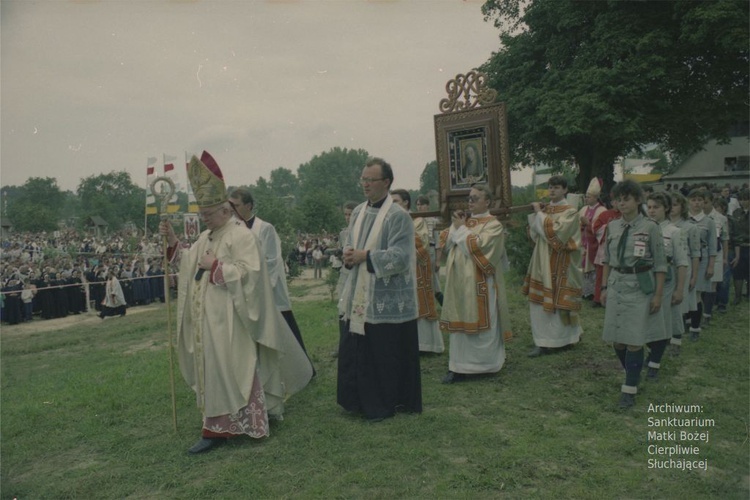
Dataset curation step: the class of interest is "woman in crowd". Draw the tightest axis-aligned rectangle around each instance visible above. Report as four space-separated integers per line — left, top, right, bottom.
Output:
644 192 687 380
703 191 729 321
668 191 700 356
686 189 717 341
712 197 732 312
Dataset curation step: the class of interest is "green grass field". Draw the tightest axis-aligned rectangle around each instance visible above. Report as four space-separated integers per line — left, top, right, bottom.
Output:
2 276 748 499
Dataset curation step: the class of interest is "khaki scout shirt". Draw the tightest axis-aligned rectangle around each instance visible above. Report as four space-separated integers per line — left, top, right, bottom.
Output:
688 212 717 259
604 214 667 273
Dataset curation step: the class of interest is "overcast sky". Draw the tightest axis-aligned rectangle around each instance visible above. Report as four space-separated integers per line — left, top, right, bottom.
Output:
1 0 532 193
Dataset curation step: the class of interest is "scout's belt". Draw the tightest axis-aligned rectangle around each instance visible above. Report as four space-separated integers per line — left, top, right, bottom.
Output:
614 265 653 274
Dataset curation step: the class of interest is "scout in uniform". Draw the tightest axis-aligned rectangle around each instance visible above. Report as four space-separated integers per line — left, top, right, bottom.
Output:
601 180 667 409
703 190 729 321
668 191 700 356
686 189 717 341
645 193 687 379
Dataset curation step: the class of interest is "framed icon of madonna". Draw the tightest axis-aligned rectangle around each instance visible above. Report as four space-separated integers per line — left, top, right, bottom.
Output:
432 102 511 220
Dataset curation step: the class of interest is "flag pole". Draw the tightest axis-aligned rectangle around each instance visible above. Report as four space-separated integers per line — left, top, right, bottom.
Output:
150 175 178 433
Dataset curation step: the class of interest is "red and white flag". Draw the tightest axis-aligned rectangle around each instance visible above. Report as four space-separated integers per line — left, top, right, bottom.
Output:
145 157 158 215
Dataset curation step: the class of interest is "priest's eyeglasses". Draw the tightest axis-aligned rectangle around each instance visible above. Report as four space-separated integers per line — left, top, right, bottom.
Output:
359 177 385 185
467 195 482 202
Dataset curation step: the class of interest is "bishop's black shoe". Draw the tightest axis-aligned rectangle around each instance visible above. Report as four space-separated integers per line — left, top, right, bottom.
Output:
188 437 227 454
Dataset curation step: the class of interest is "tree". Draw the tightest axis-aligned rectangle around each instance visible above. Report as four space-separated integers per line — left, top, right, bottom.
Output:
76 171 144 231
233 178 301 261
1 185 23 223
242 177 297 235
57 191 82 228
5 177 66 232
297 189 343 235
0 185 23 210
268 167 299 200
297 147 369 206
481 0 749 191
419 161 439 194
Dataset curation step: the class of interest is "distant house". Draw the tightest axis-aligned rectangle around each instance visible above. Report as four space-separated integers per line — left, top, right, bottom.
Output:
86 216 109 238
662 123 750 188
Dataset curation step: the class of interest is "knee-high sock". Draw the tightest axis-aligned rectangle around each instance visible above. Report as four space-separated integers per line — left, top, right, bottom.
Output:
647 339 669 368
702 292 715 318
734 280 744 301
614 346 627 369
624 348 644 390
716 280 728 307
690 303 703 329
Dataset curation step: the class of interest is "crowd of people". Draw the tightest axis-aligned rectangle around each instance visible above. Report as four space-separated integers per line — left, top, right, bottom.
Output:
286 235 338 279
0 229 171 324
0 225 348 326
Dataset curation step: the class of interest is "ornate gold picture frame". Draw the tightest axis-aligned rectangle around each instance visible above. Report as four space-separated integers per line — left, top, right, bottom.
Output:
432 102 511 219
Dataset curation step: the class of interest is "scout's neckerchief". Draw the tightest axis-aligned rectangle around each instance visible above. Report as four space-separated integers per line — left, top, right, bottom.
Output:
346 195 393 335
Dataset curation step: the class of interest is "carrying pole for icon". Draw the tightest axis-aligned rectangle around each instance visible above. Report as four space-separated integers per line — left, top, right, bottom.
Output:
150 176 178 433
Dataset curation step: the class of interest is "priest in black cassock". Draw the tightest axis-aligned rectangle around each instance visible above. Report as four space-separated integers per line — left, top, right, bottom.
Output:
337 157 422 421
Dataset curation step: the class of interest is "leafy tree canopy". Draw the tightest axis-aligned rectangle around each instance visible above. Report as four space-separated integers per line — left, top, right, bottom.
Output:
419 160 439 194
481 0 749 191
297 147 369 205
6 148 441 236
238 176 297 236
76 171 144 231
268 167 299 200
5 177 65 232
297 189 344 235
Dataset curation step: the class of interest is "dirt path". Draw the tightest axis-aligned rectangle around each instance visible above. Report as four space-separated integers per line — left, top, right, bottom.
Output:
0 268 331 337
0 304 163 337
289 267 333 302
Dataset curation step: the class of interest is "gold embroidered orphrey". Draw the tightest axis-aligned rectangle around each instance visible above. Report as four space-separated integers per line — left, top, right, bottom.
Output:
431 71 512 222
